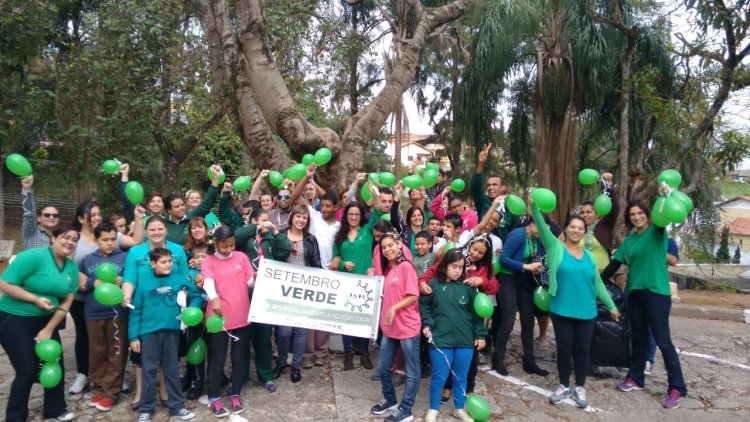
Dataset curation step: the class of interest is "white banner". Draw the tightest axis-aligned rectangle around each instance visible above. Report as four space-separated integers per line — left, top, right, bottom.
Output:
248 259 384 339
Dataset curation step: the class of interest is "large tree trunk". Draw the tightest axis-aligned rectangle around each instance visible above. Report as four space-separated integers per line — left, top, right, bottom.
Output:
193 0 474 193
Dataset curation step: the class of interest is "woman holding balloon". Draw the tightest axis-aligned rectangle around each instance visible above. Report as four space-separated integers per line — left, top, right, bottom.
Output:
601 198 688 409
0 226 80 422
528 199 619 408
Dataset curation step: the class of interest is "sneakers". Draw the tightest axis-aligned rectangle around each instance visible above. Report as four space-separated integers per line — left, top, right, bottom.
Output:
96 397 114 412
137 413 152 422
211 399 230 418
424 409 439 422
88 393 104 407
452 408 474 422
68 373 89 394
385 407 414 422
371 398 398 415
663 388 683 409
617 377 644 392
301 357 314 369
55 411 76 421
314 356 325 366
173 408 196 420
291 368 302 383
230 395 245 415
264 381 277 393
644 361 654 375
572 386 589 408
549 384 570 405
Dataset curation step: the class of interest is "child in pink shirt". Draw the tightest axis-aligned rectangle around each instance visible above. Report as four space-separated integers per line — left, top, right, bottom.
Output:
201 226 254 417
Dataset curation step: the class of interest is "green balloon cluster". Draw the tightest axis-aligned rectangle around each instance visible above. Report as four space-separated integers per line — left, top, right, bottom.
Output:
533 286 550 312
578 168 599 185
450 179 465 192
401 175 423 189
233 175 252 192
95 263 118 284
505 194 526 216
532 188 557 213
39 362 63 388
125 181 144 204
35 339 62 362
94 283 124 306
5 153 33 177
206 314 224 333
670 190 693 213
466 395 491 421
594 194 612 216
473 293 494 318
652 195 688 227
102 159 120 175
207 166 226 184
186 339 207 365
268 170 283 188
181 306 204 327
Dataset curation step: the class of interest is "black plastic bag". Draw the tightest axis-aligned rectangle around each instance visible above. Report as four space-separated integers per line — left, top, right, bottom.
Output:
590 283 631 367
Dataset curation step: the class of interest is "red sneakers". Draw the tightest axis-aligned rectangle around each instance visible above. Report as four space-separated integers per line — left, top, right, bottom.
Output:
88 394 103 408
96 397 113 412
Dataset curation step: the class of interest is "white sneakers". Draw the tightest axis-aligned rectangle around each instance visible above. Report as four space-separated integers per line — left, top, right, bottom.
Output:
424 409 439 422
68 373 89 394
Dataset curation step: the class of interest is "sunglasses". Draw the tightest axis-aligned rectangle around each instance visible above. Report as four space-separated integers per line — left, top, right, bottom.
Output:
277 194 290 200
42 213 59 218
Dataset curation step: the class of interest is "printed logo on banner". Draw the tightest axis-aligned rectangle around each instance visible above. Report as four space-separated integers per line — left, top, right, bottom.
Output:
344 280 374 312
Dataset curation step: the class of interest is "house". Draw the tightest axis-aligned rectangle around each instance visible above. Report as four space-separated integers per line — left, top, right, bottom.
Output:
385 133 434 167
718 196 750 252
728 169 750 182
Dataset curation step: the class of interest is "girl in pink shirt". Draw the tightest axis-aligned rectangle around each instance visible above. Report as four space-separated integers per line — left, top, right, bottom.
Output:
369 232 421 420
201 226 254 417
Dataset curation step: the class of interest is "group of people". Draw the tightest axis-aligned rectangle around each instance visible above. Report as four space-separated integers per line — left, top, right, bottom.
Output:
0 145 687 422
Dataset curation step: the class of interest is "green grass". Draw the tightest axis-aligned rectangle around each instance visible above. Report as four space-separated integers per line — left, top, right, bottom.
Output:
720 181 750 199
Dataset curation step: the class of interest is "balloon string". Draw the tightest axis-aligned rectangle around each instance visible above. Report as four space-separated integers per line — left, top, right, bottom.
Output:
112 305 121 356
224 327 239 342
428 334 468 399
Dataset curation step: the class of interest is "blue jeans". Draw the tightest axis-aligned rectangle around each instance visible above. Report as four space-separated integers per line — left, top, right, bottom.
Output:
626 289 687 395
342 335 369 353
377 335 421 414
276 326 307 369
428 347 473 410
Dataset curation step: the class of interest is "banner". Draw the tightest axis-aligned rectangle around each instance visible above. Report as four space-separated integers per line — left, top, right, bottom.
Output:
248 259 384 339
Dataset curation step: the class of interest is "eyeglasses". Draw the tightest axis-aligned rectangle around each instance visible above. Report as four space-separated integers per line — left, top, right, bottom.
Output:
277 194 290 200
347 212 361 217
449 203 463 211
42 213 59 218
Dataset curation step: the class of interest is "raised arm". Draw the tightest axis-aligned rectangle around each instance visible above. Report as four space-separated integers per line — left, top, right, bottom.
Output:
529 202 559 254
291 165 315 206
473 196 503 236
119 163 136 219
249 169 270 201
218 182 241 229
118 206 146 249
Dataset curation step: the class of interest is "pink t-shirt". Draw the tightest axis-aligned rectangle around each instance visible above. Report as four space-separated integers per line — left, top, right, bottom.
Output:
202 252 254 330
377 261 421 339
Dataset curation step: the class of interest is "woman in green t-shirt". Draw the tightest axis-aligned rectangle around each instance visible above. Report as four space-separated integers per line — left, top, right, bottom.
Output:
0 227 80 421
601 200 687 409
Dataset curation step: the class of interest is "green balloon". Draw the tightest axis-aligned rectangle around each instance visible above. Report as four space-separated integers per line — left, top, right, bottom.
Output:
425 162 439 172
282 167 292 180
506 194 526 216
473 293 494 318
594 194 613 216
578 168 599 185
492 256 501 275
181 306 204 327
361 183 373 202
444 241 455 251
670 190 693 213
651 197 670 228
125 181 144 204
94 283 124 306
233 175 252 192
368 173 380 186
286 163 306 181
531 188 557 213
314 147 332 165
206 314 224 333
533 286 550 312
450 179 466 192
207 166 226 184
466 395 491 421
39 362 63 388
658 169 682 188
401 175 423 189
302 154 315 166
102 159 120 175
35 339 62 362
268 170 283 188
379 172 396 187
416 165 425 175
5 153 33 177
423 169 439 189
664 197 687 224
95 263 118 284
380 213 391 222
186 339 207 365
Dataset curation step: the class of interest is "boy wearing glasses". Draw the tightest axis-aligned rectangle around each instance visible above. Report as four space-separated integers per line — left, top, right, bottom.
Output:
21 175 60 249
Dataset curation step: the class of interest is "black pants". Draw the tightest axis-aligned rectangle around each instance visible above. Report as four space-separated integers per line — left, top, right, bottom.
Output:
70 299 89 375
0 311 69 421
493 273 536 364
208 326 249 398
550 313 594 387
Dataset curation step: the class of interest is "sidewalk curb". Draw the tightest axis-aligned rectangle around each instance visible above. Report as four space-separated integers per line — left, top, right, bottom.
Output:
671 303 747 323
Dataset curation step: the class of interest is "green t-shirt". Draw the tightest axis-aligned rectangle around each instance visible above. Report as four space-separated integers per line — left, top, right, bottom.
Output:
613 224 670 295
333 209 382 275
0 247 78 316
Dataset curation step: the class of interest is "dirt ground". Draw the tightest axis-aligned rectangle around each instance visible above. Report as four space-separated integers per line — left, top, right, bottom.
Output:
677 289 750 309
